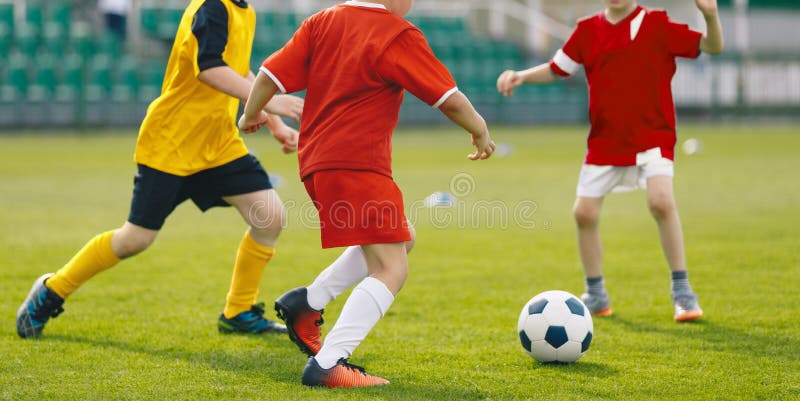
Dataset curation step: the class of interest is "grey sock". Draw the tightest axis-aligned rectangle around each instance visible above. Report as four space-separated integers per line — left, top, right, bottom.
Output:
586 276 606 296
671 271 691 293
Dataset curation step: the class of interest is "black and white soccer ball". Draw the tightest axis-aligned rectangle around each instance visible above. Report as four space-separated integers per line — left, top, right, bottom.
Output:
517 290 593 363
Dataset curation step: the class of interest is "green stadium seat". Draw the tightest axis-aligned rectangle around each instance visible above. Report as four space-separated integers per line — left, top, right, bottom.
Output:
15 24 41 58
69 22 94 59
140 8 159 35
0 22 10 56
273 12 299 33
59 53 84 92
112 56 140 101
156 9 183 40
257 12 275 30
49 2 72 32
42 22 67 58
7 53 30 94
138 61 165 102
25 2 44 30
0 3 13 34
95 33 123 57
86 55 113 98
33 56 57 92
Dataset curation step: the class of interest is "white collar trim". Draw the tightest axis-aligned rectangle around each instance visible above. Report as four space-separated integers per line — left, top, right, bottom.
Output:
344 1 387 10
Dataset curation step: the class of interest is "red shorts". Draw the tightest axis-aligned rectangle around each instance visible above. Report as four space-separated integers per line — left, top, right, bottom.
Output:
303 170 411 249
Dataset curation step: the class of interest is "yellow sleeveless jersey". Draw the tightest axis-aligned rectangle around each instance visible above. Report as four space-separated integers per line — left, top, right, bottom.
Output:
134 0 255 176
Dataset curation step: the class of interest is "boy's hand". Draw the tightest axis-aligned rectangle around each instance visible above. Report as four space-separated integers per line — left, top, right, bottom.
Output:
238 110 269 134
271 125 299 154
695 0 718 17
497 70 523 97
265 94 304 122
468 132 496 160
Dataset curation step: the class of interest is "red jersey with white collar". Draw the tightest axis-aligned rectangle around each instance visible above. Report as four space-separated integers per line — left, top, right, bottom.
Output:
550 6 702 166
261 1 457 179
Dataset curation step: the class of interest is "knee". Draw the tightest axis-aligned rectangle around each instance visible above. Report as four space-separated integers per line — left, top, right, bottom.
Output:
249 204 285 241
648 194 676 220
573 203 600 228
404 223 416 254
113 230 156 259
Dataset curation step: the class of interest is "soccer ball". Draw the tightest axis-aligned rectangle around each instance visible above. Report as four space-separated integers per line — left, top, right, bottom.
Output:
517 290 593 363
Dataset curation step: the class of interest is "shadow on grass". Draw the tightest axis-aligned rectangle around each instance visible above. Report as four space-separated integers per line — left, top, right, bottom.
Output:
528 360 616 379
603 315 799 362
41 334 485 400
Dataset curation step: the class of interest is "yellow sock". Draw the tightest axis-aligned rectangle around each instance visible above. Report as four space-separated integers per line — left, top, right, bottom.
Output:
223 231 275 319
47 231 121 299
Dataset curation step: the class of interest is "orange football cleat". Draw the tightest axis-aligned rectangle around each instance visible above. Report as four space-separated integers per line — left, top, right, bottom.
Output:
302 357 389 388
275 287 324 355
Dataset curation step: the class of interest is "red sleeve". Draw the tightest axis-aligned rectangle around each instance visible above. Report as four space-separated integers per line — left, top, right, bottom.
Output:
376 29 457 107
260 18 312 93
550 23 583 77
661 12 702 58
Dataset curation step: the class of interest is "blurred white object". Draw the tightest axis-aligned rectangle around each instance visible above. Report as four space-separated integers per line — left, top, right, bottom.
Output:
495 142 515 158
682 138 703 155
424 191 456 207
269 173 284 188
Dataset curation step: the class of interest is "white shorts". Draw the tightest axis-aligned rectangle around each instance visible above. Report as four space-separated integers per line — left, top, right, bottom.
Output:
576 147 674 198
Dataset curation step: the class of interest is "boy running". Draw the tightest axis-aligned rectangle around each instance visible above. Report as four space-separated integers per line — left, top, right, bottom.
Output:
16 0 304 338
241 0 495 387
497 0 723 322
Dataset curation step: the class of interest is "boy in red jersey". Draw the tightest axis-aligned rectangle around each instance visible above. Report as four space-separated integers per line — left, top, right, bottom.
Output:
241 0 495 387
497 0 723 322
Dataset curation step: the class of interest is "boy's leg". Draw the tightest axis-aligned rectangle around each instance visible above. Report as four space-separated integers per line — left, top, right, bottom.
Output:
276 222 416 356
302 242 406 387
17 223 159 338
646 176 686 272
646 175 702 321
574 197 612 316
275 247 370 356
218 189 286 334
307 223 416 310
47 223 157 299
17 163 181 338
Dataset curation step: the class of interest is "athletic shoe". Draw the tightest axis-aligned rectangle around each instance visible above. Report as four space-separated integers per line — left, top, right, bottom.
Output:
274 287 324 356
580 292 613 316
672 290 703 322
301 357 389 388
16 273 65 339
218 302 287 334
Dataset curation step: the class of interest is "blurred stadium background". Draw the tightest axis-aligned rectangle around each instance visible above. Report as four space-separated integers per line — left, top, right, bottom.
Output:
0 0 798 129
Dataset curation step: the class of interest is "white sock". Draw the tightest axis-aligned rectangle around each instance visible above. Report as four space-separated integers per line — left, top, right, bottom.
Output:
306 246 368 311
314 277 394 369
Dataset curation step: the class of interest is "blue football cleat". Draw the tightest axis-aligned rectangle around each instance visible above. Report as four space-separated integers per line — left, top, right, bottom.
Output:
16 273 65 339
218 302 287 334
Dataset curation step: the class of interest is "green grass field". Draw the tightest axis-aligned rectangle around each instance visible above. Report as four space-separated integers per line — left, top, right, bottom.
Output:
1 125 799 400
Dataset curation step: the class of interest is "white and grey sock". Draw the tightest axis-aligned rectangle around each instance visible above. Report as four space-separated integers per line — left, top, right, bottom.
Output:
314 277 394 369
306 246 369 311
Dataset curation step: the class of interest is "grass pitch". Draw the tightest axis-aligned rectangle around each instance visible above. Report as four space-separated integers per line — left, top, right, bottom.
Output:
1 125 798 400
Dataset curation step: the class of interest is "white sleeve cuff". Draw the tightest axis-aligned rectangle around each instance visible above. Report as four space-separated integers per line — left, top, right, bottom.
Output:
259 66 287 94
432 86 459 108
552 49 580 76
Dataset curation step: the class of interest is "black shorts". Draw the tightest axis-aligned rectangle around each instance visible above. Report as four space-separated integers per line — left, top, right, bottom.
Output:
128 154 273 230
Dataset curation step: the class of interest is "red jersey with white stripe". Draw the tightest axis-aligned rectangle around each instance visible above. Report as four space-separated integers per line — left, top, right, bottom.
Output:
261 1 457 179
549 6 702 166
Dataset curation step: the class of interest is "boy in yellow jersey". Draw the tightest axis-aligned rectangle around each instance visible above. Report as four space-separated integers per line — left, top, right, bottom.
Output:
16 0 304 338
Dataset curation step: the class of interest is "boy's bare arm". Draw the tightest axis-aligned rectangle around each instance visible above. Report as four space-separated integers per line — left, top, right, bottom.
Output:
239 72 279 134
199 65 253 102
200 66 303 121
497 63 559 97
438 91 495 160
244 71 300 152
696 0 724 54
